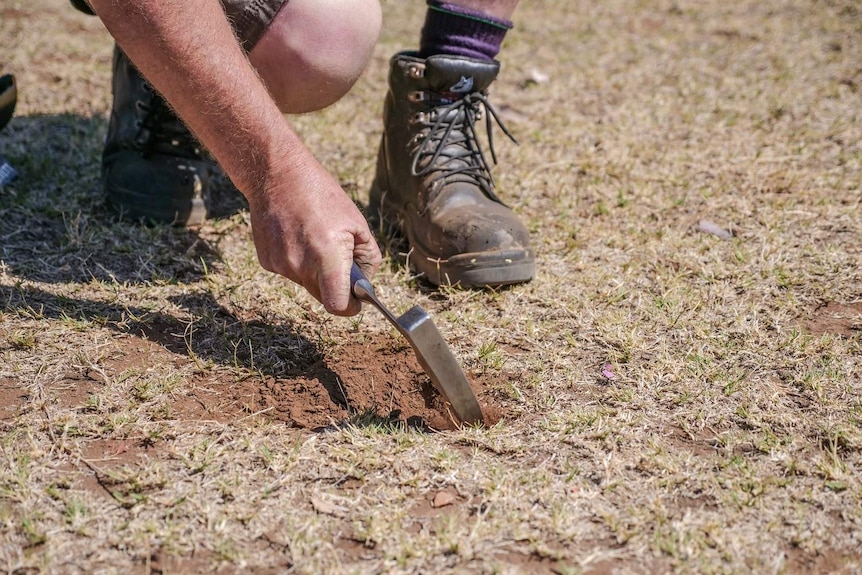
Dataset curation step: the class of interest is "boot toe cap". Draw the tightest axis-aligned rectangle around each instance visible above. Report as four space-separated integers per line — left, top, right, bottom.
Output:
103 151 210 225
433 204 532 256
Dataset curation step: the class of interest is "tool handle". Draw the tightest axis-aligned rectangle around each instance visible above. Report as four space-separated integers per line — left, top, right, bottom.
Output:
350 262 403 330
350 262 375 303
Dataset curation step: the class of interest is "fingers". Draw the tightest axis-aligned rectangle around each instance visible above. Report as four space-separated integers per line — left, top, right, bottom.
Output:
352 227 383 280
253 218 381 317
316 229 382 317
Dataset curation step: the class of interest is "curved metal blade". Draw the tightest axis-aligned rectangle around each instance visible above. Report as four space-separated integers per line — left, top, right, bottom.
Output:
351 263 483 425
396 306 484 425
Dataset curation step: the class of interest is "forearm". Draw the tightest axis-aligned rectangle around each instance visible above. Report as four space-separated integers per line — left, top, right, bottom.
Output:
88 0 305 201
88 0 382 315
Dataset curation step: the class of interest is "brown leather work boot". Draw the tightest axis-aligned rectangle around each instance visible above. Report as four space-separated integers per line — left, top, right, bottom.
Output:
102 46 212 226
370 52 535 288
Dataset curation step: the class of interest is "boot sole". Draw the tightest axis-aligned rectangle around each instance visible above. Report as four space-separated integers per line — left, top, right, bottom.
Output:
409 248 536 288
369 179 535 288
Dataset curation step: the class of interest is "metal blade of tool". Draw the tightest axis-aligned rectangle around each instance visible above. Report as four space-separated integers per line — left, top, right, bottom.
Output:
351 263 484 425
395 306 484 424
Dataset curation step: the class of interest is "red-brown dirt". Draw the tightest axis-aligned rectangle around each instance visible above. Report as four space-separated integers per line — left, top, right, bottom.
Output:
175 334 508 431
805 302 862 337
3 332 509 432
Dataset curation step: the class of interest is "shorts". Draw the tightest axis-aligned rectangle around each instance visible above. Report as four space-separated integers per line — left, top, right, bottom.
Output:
70 0 289 52
221 0 290 51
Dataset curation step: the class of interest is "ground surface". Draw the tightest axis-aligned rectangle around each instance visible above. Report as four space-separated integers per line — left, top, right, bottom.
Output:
1 0 861 573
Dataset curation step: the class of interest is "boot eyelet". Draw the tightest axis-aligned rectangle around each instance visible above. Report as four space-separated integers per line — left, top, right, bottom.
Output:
408 91 426 103
407 64 426 78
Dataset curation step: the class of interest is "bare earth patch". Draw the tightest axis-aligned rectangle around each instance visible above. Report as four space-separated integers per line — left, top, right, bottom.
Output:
0 328 508 431
805 302 862 337
132 332 507 431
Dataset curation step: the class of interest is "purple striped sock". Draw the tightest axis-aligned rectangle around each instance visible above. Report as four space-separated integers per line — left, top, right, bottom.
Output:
419 1 513 62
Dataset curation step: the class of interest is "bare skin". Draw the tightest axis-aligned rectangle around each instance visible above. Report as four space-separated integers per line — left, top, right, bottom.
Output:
249 0 382 113
247 0 513 113
87 0 381 316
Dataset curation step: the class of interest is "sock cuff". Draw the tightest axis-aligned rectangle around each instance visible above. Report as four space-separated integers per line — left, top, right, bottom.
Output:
426 1 513 31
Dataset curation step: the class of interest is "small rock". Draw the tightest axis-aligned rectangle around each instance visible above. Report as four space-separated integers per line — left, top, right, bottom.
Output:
311 495 349 517
432 490 457 508
697 219 733 239
528 68 550 84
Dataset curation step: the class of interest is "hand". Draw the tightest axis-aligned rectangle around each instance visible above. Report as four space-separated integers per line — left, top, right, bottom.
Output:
248 153 382 316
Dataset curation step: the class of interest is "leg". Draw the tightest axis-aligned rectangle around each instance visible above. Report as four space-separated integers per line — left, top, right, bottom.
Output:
248 0 382 113
75 0 381 225
74 0 381 113
370 0 534 288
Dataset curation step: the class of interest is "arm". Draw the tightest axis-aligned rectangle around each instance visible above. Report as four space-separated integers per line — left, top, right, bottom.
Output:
88 0 381 315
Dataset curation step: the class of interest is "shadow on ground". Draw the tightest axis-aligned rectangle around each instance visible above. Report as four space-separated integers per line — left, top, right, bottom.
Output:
0 282 351 408
0 114 354 419
0 280 505 430
0 112 245 285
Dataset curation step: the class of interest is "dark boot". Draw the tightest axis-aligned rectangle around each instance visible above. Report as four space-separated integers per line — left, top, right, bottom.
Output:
102 46 212 226
0 74 17 185
370 52 534 288
0 74 16 132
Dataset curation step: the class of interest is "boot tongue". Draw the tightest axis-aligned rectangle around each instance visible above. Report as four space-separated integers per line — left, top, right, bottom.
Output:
423 55 499 95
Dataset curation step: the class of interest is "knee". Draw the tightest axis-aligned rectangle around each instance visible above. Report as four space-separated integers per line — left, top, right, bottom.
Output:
250 0 382 114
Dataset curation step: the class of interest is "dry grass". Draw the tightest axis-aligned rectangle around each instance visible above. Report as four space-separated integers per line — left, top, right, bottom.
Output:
1 0 861 573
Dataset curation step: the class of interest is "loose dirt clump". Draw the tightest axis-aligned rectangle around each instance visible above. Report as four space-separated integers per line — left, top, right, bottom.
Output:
0 320 509 432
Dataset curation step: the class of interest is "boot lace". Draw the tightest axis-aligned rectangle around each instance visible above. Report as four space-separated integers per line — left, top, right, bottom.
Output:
135 89 202 159
410 91 517 204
